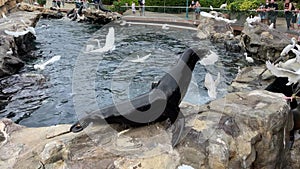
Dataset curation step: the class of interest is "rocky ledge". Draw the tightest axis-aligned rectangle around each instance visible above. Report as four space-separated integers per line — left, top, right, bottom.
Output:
0 10 40 77
0 90 295 169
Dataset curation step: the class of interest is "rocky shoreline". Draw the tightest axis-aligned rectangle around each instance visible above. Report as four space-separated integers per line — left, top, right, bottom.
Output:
0 2 300 169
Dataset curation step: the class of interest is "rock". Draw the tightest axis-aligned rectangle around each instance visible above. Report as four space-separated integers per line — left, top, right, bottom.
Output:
229 66 274 92
0 90 295 168
240 22 292 61
197 16 233 41
0 11 40 77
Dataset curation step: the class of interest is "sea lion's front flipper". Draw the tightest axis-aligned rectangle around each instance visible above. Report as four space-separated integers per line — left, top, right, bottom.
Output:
170 111 185 147
70 120 90 133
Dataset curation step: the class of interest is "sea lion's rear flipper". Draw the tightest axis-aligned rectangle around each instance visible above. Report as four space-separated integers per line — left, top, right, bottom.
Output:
170 111 185 147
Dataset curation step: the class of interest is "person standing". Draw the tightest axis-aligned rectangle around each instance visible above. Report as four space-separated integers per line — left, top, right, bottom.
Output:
132 2 136 14
284 0 295 31
267 0 278 28
194 1 201 20
142 0 145 16
256 2 267 24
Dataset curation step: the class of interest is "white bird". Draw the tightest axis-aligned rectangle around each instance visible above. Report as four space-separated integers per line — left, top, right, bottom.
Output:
266 60 300 85
277 58 300 72
269 23 274 29
89 27 115 53
34 55 61 70
204 72 221 99
220 3 227 9
4 29 30 37
2 12 7 19
129 54 151 63
85 39 101 52
280 37 297 57
210 5 214 10
26 26 36 36
162 24 169 30
244 52 254 63
120 20 127 26
246 16 261 25
199 50 219 66
291 49 300 62
77 14 85 21
6 48 13 55
200 11 216 18
215 17 237 24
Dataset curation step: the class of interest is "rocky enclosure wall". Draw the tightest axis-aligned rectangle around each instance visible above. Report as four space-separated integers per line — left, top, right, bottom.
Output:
0 0 22 15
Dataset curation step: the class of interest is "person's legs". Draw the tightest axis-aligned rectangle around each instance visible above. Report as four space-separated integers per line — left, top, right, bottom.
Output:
286 13 292 30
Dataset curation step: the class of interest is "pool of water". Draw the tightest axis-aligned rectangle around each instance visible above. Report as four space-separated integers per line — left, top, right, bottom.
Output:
0 18 244 127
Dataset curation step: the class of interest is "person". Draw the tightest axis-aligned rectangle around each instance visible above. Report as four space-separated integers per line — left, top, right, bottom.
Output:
189 0 195 8
292 7 298 29
132 2 136 14
267 0 278 28
138 0 143 16
142 0 145 16
297 9 300 29
256 2 267 24
194 1 201 20
284 0 295 31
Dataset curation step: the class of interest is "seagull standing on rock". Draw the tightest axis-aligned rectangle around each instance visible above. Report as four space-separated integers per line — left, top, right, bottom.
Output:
244 52 254 63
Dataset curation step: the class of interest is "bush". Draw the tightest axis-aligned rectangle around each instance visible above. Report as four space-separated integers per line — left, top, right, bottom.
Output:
37 0 46 5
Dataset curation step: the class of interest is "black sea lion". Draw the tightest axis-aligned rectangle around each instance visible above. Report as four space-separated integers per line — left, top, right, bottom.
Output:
70 48 209 146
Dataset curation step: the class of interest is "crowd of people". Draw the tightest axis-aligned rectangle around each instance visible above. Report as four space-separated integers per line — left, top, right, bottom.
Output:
256 0 300 31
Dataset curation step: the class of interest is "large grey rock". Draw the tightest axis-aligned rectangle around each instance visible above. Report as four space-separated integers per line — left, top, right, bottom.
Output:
0 90 294 168
229 66 274 92
240 22 292 61
197 15 233 42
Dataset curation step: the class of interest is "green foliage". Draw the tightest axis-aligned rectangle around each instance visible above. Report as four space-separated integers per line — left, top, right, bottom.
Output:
228 0 260 11
37 0 46 5
112 0 139 13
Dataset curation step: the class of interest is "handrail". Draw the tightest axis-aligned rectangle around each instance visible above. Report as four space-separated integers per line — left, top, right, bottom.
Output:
120 6 290 12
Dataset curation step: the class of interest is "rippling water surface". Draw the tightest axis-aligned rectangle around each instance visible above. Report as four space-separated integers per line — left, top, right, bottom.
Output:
0 18 244 127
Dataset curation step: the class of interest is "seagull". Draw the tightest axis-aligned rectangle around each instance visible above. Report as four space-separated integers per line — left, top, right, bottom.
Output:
220 3 227 9
244 52 254 63
204 72 221 99
291 49 300 62
4 29 30 37
266 60 300 85
120 20 127 26
162 24 169 30
129 54 151 63
89 27 115 53
276 58 300 72
2 12 7 19
280 37 297 57
246 16 261 25
6 48 13 55
34 55 61 70
85 39 101 52
199 50 219 66
210 5 214 11
269 23 274 29
200 11 216 18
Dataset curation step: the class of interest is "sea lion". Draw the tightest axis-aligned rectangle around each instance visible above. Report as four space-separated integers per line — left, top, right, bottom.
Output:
70 48 209 146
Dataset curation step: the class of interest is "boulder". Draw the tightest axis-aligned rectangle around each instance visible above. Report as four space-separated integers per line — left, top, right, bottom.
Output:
0 90 294 168
229 66 274 92
197 16 234 42
240 22 293 61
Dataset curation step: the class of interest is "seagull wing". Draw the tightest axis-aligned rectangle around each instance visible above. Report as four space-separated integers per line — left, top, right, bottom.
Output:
104 27 115 49
204 73 217 99
266 61 300 85
199 50 219 66
200 11 216 18
4 30 29 37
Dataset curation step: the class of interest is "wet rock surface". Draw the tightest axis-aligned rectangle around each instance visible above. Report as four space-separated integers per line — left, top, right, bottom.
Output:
0 90 293 169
